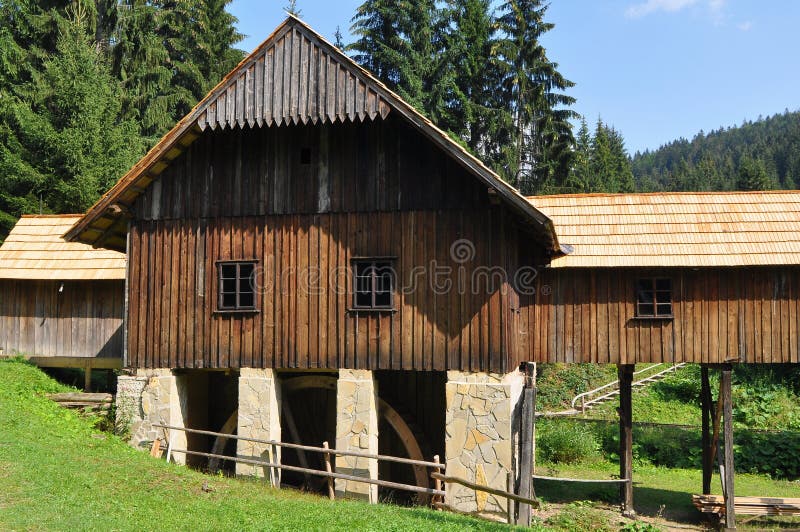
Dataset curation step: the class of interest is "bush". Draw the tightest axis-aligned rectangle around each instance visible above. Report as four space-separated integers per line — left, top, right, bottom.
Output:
538 420 599 464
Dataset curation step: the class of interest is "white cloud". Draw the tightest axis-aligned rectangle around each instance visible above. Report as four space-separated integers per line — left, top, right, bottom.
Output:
737 20 753 31
625 0 698 19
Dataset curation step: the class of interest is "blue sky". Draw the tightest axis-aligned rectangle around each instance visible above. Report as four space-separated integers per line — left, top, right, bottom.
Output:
228 0 800 154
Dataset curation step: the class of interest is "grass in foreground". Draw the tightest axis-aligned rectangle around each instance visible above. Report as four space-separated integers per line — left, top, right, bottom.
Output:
0 359 513 531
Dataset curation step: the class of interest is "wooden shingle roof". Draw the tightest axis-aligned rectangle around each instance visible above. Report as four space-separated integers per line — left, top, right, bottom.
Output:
65 15 559 254
528 191 800 268
0 215 125 280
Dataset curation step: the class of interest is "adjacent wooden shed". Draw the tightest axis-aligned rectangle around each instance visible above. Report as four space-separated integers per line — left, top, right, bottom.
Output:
521 191 800 365
0 215 125 385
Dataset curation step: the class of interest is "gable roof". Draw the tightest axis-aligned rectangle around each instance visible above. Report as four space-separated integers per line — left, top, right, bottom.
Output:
528 190 800 268
0 215 125 280
65 16 559 254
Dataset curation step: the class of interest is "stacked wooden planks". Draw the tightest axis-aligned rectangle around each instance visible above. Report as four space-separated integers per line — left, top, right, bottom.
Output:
48 392 113 412
693 494 800 517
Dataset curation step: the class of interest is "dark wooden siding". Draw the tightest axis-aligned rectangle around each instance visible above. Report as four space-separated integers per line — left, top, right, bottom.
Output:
517 268 800 365
127 210 520 372
195 22 391 131
134 116 489 221
0 280 124 358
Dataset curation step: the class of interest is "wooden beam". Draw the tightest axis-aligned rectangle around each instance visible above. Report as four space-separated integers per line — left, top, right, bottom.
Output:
517 364 536 524
516 362 536 526
721 366 736 530
618 364 635 517
701 366 713 495
5 356 123 370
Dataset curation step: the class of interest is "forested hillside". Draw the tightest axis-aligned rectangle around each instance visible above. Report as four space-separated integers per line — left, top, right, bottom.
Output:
632 109 800 192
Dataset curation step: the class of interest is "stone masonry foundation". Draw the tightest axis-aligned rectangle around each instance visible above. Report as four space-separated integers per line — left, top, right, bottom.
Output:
335 369 379 502
116 369 188 464
236 368 282 481
445 369 524 518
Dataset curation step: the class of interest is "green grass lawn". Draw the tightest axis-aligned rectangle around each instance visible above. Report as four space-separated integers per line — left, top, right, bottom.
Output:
534 460 800 530
0 359 516 531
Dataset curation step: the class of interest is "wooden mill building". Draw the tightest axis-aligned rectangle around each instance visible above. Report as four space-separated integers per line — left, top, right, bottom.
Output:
0 215 125 389
63 16 800 524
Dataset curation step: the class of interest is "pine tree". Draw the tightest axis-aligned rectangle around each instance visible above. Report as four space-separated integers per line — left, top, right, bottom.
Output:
160 0 244 120
0 12 143 231
348 0 437 111
737 156 775 191
497 0 577 193
112 0 174 140
441 0 506 157
566 118 592 192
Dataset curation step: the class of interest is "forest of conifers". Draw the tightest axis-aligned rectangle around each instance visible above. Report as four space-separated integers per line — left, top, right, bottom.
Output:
0 1 796 244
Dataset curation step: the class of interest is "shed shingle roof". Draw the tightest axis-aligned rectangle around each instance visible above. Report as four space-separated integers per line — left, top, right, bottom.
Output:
0 215 125 280
527 191 800 268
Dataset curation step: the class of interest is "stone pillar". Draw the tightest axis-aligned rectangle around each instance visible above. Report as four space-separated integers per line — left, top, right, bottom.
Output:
236 368 282 481
335 369 379 502
445 370 524 518
115 369 187 463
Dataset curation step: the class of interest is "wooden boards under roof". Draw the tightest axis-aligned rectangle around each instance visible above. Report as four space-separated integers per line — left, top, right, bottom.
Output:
0 215 125 280
528 190 800 268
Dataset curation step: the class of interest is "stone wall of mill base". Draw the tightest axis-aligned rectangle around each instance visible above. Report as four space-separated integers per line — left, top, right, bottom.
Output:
444 369 524 518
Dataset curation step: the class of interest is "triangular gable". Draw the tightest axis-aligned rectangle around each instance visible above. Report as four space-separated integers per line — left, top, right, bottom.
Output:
65 16 560 254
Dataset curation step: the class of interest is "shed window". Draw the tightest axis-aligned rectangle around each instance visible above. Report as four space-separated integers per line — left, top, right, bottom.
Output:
636 278 672 318
217 261 257 311
352 259 395 310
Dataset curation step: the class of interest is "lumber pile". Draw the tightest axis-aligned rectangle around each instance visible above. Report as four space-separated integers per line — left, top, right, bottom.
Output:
47 392 112 412
693 494 800 517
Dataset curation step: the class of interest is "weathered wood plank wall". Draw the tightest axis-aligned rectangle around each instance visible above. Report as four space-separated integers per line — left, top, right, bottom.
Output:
516 268 800 365
127 210 518 372
134 116 488 221
0 280 124 359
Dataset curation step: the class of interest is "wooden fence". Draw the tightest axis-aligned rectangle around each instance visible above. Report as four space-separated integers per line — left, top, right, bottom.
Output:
152 424 445 499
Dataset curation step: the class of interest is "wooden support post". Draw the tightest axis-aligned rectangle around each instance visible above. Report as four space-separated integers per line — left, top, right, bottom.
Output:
323 441 335 500
507 471 514 525
517 362 536 526
618 364 635 517
433 455 442 508
721 366 736 530
701 366 713 495
84 367 92 392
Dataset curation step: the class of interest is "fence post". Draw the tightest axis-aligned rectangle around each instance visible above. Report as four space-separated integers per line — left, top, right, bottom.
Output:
506 471 514 524
165 432 173 463
433 455 442 508
323 441 335 500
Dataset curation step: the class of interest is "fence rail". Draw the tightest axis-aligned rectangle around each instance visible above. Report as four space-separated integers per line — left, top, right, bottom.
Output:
150 423 445 499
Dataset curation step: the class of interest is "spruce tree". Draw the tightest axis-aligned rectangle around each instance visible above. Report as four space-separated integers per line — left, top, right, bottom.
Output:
441 0 506 157
348 0 437 111
497 0 577 193
737 156 775 191
0 12 143 230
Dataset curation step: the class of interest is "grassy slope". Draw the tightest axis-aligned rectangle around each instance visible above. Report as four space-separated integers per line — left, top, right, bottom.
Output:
0 359 514 531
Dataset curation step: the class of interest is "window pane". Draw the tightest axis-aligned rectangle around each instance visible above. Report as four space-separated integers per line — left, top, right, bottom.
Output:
222 292 237 309
636 279 652 293
638 303 654 316
656 303 672 316
222 278 237 294
355 291 372 308
374 291 391 308
238 272 254 295
638 290 654 304
221 264 237 279
239 292 255 308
